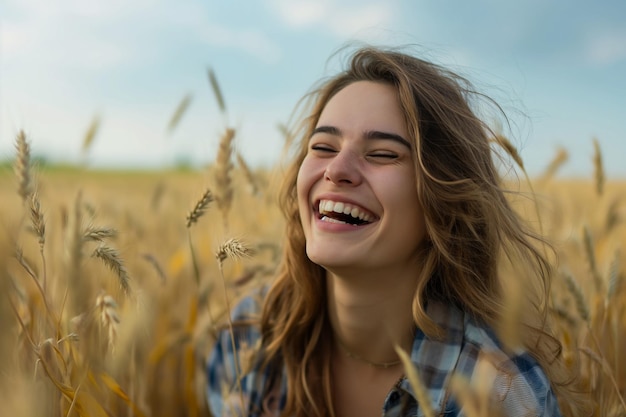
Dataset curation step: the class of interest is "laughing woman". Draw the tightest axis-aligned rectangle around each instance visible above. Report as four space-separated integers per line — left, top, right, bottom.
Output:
207 47 589 417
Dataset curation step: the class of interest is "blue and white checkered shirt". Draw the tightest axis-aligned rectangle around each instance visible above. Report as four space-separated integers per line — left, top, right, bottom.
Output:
207 296 562 417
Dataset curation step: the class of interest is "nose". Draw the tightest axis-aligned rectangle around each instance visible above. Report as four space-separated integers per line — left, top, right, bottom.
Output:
324 149 362 186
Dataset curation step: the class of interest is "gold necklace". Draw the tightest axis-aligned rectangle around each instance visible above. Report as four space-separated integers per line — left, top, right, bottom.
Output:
336 339 402 369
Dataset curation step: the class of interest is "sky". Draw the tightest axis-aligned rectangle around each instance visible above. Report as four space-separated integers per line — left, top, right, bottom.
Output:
1 0 625 177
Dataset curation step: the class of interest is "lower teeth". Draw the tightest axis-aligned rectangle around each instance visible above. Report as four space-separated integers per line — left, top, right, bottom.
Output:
321 216 361 226
321 216 346 224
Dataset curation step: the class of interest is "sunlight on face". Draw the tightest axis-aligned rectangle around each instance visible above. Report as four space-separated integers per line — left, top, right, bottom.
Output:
296 81 427 275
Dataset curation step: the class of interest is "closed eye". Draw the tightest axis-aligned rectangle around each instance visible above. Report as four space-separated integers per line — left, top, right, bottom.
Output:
311 144 336 153
369 152 398 159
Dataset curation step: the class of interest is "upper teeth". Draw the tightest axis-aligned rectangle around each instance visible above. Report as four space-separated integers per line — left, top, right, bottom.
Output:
318 200 373 222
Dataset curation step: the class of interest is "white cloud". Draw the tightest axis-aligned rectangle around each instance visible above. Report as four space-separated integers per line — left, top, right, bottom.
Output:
0 1 149 72
196 24 282 64
585 30 626 66
3 0 158 19
1 0 282 72
273 0 328 27
268 0 395 38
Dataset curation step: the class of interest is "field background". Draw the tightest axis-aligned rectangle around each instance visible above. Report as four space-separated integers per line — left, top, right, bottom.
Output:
1 141 625 416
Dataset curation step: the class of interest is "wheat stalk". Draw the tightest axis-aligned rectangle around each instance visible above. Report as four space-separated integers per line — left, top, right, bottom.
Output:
67 192 89 319
14 247 56 326
215 237 254 414
92 245 130 295
38 338 64 384
236 152 259 196
14 130 32 203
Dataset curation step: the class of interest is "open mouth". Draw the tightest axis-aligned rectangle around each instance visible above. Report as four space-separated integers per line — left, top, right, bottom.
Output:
316 199 375 226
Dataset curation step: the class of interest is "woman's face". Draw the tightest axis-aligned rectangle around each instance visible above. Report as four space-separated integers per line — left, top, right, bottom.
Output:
296 81 427 274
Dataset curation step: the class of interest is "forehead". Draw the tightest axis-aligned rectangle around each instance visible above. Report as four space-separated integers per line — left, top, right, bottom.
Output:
317 81 408 138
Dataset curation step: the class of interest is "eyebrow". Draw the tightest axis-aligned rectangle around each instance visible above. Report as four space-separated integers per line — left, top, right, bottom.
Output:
311 125 412 149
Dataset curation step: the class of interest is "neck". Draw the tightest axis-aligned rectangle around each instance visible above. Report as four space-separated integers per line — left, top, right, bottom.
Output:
326 267 419 368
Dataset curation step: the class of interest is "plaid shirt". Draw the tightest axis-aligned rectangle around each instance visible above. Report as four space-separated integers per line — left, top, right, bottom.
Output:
207 296 562 417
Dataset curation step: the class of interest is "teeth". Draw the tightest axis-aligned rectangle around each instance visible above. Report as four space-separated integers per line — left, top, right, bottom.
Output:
318 199 372 222
321 216 347 224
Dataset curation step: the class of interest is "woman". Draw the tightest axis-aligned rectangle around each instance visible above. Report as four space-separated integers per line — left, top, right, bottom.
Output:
207 46 586 417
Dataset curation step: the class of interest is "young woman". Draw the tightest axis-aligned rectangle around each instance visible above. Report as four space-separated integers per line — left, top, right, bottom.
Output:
207 46 587 417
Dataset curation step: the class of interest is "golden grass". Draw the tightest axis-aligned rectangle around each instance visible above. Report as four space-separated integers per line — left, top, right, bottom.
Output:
1 132 625 416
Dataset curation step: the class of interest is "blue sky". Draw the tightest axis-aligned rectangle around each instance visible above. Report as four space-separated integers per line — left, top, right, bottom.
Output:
1 0 625 177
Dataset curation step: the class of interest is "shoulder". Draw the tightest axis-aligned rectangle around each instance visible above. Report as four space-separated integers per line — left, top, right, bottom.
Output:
206 294 264 417
453 314 562 416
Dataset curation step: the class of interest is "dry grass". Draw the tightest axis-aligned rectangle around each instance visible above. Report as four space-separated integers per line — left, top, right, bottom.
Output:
1 128 625 417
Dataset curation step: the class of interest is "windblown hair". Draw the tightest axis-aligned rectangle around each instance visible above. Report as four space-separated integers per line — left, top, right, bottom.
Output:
260 46 588 417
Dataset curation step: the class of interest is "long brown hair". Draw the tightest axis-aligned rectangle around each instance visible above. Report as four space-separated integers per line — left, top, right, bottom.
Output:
260 46 588 417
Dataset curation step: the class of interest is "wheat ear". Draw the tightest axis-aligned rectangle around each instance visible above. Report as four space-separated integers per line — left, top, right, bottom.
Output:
82 115 100 154
216 238 254 264
562 271 590 322
207 67 226 114
29 192 46 249
215 128 235 230
83 226 117 242
186 188 214 285
540 147 568 181
494 134 524 171
92 245 130 295
186 189 213 228
14 130 32 203
96 293 120 354
493 133 547 240
141 253 167 284
29 191 48 291
592 137 605 197
167 93 192 133
582 225 603 292
606 249 621 300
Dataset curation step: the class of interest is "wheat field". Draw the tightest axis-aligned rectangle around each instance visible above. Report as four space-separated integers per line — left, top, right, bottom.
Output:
0 129 625 416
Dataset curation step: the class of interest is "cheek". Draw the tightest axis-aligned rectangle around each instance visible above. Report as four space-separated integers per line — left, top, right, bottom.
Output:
296 158 315 220
381 173 425 234
296 157 322 202
295 162 308 207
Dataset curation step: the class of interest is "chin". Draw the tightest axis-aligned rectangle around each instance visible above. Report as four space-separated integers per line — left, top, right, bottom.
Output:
306 251 360 272
306 247 343 268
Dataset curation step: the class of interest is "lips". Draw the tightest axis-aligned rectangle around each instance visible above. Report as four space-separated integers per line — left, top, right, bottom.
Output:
316 199 376 226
